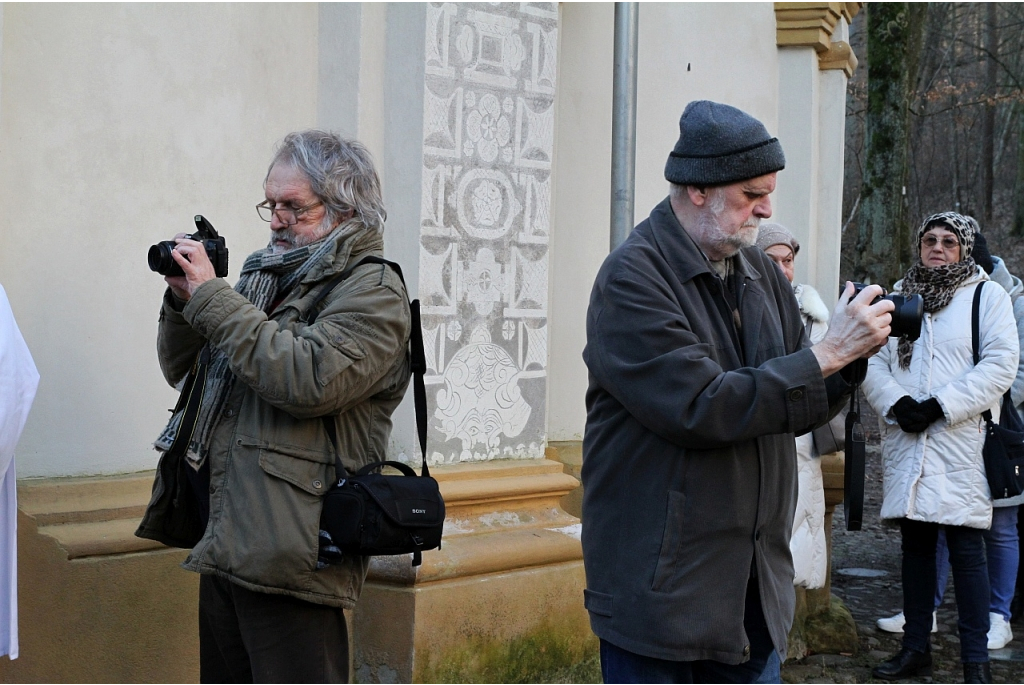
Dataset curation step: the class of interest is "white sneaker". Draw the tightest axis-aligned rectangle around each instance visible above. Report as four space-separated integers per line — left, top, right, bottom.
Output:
988 612 1013 650
876 611 938 634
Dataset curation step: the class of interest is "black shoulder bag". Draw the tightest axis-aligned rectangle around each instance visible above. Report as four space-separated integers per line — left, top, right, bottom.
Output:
972 281 1024 501
309 256 445 566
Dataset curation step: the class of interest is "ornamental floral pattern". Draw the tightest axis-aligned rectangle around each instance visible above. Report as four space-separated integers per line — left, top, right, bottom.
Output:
419 2 557 464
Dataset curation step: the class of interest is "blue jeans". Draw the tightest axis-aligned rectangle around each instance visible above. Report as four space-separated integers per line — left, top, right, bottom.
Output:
986 505 1020 620
900 519 990 663
600 579 776 683
935 507 1019 619
754 650 781 684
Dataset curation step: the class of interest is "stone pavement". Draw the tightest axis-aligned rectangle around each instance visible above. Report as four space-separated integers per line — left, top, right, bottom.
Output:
781 401 1024 684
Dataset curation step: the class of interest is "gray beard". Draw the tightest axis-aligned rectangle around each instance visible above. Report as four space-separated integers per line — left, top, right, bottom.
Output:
696 209 760 259
270 216 336 254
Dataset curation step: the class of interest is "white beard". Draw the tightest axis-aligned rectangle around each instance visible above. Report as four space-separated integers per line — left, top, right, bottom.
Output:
695 191 760 258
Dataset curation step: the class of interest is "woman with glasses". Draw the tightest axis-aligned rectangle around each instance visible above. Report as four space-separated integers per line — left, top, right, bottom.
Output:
864 212 1018 684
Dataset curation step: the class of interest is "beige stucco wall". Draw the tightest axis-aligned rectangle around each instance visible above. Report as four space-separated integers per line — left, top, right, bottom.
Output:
549 2 785 442
0 4 320 477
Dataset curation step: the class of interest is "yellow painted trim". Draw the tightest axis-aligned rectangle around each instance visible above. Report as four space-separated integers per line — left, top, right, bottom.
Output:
775 2 843 52
819 40 858 77
775 2 862 75
841 2 863 23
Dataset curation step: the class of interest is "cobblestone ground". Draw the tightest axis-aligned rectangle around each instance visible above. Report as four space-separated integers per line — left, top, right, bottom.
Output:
782 400 1024 684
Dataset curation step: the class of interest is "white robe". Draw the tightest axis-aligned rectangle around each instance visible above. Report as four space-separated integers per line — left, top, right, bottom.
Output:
790 284 831 589
0 284 39 659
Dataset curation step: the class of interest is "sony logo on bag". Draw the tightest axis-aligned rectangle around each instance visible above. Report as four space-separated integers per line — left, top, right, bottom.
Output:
412 508 426 514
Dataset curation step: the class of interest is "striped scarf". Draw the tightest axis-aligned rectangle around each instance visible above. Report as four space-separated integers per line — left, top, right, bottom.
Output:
153 228 343 470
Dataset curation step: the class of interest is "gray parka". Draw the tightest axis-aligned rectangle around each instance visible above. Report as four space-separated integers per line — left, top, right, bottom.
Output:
137 227 411 608
581 198 849 664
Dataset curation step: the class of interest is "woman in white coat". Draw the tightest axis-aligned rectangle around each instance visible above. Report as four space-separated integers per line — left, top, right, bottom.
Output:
756 223 833 590
865 212 1018 684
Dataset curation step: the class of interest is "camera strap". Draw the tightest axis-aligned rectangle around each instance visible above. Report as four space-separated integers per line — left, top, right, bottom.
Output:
306 256 429 480
843 384 865 531
166 345 211 461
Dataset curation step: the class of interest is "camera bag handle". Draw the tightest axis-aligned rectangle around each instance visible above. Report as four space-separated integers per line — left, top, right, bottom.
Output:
305 255 429 481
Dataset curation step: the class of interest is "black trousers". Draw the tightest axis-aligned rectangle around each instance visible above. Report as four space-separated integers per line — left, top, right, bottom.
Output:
199 574 349 684
899 519 989 664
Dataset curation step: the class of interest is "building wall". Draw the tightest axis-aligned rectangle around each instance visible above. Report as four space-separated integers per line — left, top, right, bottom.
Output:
1 3 321 478
2 2 849 475
548 2 785 443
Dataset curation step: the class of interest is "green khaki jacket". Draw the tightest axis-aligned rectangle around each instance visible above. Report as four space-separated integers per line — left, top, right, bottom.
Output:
137 228 411 608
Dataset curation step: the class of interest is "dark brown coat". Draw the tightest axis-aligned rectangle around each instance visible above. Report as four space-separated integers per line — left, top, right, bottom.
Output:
582 198 848 663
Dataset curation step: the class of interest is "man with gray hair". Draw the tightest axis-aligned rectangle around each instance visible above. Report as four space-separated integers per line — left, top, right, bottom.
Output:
581 101 893 683
137 130 411 683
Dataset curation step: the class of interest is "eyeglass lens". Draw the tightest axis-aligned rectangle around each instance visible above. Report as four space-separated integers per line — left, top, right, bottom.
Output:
257 203 299 225
922 236 959 249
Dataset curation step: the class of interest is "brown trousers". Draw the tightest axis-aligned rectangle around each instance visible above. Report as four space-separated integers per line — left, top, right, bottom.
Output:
198 574 349 684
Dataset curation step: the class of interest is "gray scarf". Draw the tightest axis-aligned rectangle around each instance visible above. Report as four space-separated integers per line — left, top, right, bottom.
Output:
153 228 343 469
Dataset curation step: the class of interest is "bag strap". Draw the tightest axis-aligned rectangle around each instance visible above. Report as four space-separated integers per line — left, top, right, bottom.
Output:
311 256 430 480
972 281 997 424
166 345 211 460
972 280 984 366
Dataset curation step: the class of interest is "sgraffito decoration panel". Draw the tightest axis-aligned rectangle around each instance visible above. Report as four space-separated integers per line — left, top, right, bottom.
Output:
418 2 558 464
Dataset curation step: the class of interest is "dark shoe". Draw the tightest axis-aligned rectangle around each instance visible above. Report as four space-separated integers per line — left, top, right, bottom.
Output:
963 661 992 684
871 648 932 680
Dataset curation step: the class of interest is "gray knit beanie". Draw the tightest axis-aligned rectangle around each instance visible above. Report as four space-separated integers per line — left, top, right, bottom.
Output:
756 222 800 255
665 100 786 186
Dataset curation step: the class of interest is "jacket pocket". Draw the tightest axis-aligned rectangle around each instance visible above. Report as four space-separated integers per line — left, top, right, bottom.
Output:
314 318 370 387
583 589 613 617
651 490 686 592
257 446 333 496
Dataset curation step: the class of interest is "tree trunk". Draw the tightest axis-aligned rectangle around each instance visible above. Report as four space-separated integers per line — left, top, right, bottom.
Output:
982 2 998 224
1014 105 1024 236
855 3 926 286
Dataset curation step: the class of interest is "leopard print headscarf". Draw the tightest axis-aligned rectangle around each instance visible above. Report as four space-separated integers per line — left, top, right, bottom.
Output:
896 211 978 370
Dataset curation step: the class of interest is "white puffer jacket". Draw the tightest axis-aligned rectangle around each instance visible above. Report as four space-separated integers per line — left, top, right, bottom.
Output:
864 268 1018 529
791 284 831 589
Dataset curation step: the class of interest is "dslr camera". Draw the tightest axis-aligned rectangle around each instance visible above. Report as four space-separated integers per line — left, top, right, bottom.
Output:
148 215 229 278
848 282 924 341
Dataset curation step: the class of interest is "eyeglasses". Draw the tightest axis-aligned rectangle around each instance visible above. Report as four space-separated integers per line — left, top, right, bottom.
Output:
921 235 960 250
256 199 322 226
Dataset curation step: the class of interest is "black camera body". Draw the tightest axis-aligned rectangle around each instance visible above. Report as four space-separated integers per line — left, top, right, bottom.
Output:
849 282 924 341
148 215 229 278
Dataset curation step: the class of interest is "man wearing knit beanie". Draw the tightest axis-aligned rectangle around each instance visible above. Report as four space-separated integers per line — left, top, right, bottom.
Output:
582 101 894 683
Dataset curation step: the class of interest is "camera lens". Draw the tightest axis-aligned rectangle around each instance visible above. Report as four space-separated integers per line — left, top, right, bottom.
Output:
148 241 184 276
889 294 924 341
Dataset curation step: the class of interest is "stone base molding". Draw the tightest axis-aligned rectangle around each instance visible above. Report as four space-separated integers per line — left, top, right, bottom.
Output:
0 473 197 683
353 458 595 683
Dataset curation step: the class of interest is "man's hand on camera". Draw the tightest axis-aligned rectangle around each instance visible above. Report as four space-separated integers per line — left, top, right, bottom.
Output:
811 282 893 378
164 234 217 301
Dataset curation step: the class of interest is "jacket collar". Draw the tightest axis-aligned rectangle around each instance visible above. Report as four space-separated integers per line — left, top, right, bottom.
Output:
301 223 384 284
647 197 763 286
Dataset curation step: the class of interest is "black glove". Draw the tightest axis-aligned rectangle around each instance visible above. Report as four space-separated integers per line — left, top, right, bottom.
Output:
973 232 995 274
892 396 929 433
317 529 343 569
917 397 944 425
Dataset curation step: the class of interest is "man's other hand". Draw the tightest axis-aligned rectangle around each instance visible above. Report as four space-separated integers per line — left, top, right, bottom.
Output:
812 282 893 377
164 234 217 301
